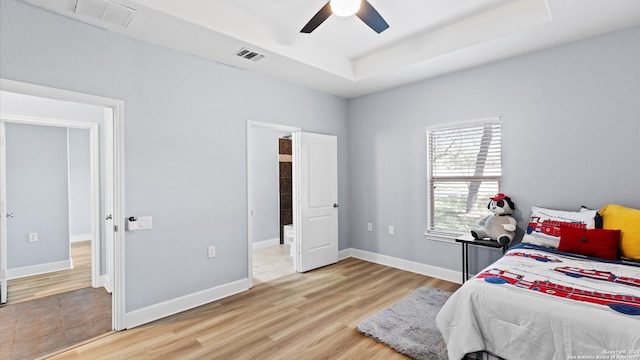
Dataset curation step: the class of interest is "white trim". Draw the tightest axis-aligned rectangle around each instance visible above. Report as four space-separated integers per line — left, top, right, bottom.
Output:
7 260 72 280
344 248 462 284
338 248 351 261
425 116 501 131
0 79 126 331
423 231 459 244
70 233 93 242
125 278 250 329
0 121 7 303
99 274 111 293
246 120 300 288
0 114 99 129
252 238 280 249
425 117 502 236
122 250 455 329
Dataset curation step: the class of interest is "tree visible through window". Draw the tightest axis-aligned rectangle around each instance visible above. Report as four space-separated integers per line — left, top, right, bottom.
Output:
427 119 502 235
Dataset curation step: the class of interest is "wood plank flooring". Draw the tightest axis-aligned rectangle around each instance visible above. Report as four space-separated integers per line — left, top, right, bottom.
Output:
47 258 460 360
6 241 92 304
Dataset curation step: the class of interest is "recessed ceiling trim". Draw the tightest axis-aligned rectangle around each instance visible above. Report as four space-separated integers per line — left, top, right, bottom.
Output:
355 0 553 80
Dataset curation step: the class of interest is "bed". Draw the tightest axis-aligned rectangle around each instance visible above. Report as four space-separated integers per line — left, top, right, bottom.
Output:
436 204 640 360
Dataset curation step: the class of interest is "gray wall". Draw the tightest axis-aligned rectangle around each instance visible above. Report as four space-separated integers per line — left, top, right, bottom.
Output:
0 0 349 312
68 128 91 238
250 127 289 243
348 26 640 274
5 123 70 269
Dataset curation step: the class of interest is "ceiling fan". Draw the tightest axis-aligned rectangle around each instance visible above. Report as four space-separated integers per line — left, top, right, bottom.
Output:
300 0 389 34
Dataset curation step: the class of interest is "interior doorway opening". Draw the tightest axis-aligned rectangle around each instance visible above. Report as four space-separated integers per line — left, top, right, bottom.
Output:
247 121 300 285
0 79 125 336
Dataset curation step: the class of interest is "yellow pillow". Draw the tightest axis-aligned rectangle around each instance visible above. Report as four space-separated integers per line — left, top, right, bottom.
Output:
599 204 640 260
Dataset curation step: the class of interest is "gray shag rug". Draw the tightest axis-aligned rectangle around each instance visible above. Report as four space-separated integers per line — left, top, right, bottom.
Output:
357 287 451 360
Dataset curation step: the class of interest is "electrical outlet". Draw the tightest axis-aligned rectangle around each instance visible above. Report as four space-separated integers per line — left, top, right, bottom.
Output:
208 245 216 258
367 223 373 231
29 233 38 242
388 225 395 235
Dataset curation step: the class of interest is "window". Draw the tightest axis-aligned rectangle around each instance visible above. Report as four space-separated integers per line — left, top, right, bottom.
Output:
426 118 502 236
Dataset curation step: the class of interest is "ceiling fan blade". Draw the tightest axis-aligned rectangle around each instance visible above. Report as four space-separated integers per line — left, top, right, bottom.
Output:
356 0 389 34
300 1 332 33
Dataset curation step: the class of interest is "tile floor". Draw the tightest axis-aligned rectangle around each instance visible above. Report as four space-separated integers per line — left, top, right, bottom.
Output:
253 243 295 284
0 287 112 360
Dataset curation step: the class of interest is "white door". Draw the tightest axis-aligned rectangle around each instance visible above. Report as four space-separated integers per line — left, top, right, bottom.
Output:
0 121 7 303
294 132 338 272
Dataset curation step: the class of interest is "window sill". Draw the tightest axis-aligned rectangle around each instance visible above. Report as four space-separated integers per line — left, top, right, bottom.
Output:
423 231 465 244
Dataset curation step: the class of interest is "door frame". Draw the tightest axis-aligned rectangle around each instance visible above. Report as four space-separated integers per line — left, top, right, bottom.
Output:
0 79 126 331
246 120 301 286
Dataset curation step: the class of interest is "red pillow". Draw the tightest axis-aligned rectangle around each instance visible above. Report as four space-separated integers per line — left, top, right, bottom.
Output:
558 225 621 260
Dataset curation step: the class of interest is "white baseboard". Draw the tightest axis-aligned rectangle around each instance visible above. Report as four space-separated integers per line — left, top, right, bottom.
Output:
252 238 280 249
124 278 251 329
123 248 459 330
70 233 93 242
7 259 72 280
344 248 462 285
99 274 111 293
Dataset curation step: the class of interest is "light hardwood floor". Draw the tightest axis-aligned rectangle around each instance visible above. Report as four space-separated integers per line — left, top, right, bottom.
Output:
47 257 460 360
6 241 92 304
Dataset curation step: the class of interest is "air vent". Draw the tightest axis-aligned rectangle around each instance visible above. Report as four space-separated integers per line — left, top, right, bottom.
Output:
235 48 266 62
74 0 137 28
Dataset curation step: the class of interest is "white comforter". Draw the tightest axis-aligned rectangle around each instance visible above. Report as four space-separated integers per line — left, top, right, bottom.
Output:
436 244 640 360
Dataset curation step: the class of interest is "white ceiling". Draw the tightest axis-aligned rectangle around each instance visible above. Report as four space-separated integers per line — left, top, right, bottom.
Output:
22 0 640 98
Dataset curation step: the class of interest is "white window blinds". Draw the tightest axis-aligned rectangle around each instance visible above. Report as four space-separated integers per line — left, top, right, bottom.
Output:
427 119 502 235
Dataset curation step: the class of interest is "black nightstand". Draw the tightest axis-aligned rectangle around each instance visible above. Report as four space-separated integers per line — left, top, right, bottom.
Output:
455 234 508 283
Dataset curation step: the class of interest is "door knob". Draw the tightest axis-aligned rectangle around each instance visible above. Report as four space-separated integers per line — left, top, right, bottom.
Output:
333 203 339 208
6 213 14 218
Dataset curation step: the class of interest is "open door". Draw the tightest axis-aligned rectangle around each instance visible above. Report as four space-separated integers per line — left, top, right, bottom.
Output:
294 132 338 272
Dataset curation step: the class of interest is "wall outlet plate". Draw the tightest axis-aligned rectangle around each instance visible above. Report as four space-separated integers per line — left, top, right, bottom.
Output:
28 233 38 242
138 216 152 230
208 245 216 258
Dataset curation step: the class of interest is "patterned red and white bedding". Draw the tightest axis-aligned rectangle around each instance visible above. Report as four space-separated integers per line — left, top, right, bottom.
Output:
436 243 640 360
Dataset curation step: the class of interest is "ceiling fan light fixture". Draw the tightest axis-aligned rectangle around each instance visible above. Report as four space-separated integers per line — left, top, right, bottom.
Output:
330 0 360 17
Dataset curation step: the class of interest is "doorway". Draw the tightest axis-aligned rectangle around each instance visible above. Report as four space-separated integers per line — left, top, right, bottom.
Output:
0 79 125 333
246 121 339 284
2 122 95 301
247 121 299 284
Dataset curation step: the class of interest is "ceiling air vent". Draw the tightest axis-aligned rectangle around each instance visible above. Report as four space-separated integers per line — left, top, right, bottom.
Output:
235 48 266 62
74 0 137 28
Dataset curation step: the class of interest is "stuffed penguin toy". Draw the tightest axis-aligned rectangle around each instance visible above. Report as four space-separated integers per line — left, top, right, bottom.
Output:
471 193 517 246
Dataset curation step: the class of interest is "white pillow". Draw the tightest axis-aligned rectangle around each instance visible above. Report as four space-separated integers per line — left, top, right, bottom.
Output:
522 206 598 248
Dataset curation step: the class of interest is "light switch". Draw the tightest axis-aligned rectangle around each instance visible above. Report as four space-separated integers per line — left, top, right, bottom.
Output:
138 216 153 230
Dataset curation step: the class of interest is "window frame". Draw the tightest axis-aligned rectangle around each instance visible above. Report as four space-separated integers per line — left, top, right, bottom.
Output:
425 117 502 240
